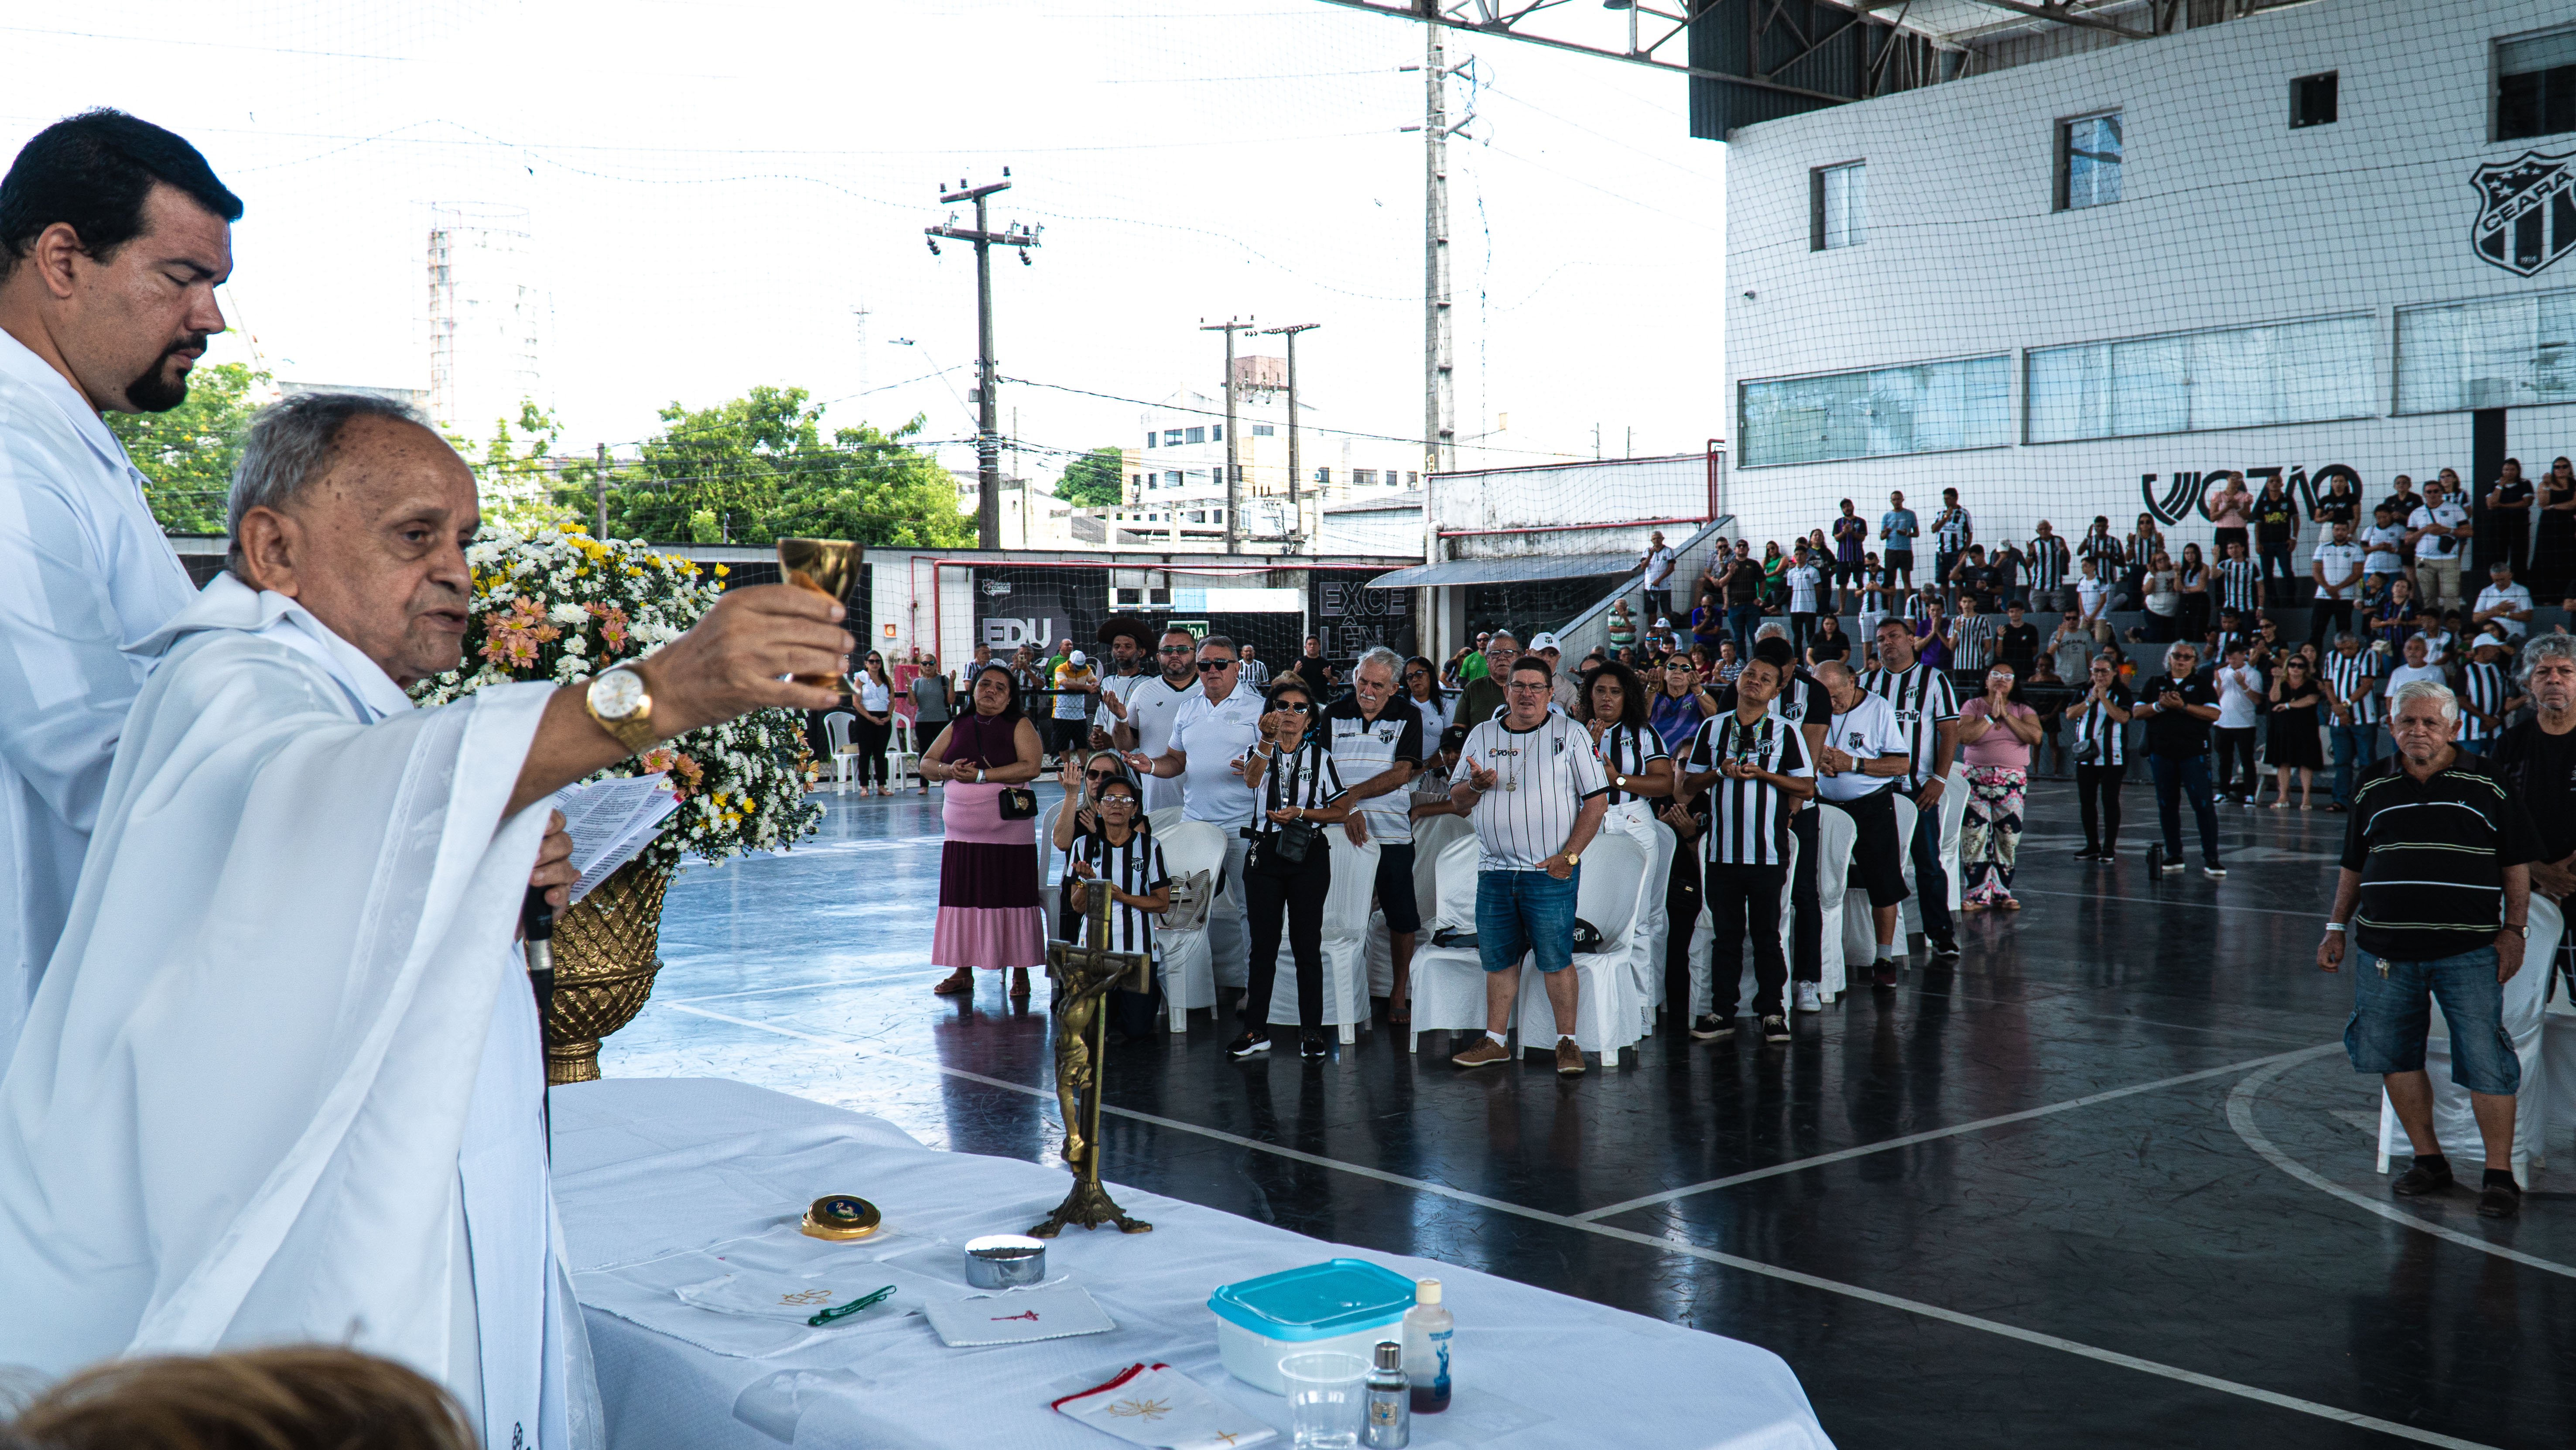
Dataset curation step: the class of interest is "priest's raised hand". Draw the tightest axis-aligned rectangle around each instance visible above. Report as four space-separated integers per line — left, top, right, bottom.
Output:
0 393 856 1450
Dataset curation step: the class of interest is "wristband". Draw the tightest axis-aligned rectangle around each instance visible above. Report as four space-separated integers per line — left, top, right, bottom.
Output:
2323 922 2346 932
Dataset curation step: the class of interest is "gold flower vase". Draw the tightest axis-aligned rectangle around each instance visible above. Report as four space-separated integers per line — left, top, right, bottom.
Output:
542 860 672 1085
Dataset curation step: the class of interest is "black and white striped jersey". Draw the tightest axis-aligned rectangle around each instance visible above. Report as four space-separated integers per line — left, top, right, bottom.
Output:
1857 662 1959 790
1683 713 1812 866
2071 686 2130 767
2459 660 2511 741
1320 696 1424 843
2323 648 2383 726
1068 829 1170 957
1594 720 1670 807
1253 737 1347 836
2217 557 2261 614
1458 712 1610 871
2026 535 2070 593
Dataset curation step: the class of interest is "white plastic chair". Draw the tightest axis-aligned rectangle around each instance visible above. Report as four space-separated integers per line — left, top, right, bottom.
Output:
2374 895 2566 1185
1151 820 1228 1032
1147 806 1187 837
1364 816 1465 997
1842 795 1920 977
1408 833 1494 1052
822 711 857 794
1265 837 1382 1043
1805 804 1858 1003
887 717 921 789
1509 831 1648 1065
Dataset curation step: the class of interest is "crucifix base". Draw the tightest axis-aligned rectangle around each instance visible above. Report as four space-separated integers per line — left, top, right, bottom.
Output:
1030 1176 1153 1237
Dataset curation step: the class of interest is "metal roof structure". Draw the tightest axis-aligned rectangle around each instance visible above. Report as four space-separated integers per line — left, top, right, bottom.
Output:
1313 0 2318 139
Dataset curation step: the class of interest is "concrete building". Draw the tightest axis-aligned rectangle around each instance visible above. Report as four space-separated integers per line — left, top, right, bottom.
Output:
1114 355 1427 548
1718 0 2576 571
426 205 546 441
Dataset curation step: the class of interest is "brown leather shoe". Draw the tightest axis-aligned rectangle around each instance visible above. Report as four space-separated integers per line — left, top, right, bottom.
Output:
1451 1037 1510 1069
1554 1039 1585 1076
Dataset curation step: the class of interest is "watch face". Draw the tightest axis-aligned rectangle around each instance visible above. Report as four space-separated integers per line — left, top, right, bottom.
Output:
588 668 647 720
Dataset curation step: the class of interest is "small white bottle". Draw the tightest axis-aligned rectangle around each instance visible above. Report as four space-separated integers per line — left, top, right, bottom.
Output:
1401 1278 1453 1415
1363 1340 1410 1447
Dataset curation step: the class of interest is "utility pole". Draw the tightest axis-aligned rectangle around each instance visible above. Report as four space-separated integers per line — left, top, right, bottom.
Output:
1262 322 1320 549
925 173 1041 550
1200 316 1256 552
592 442 608 540
1422 24 1455 477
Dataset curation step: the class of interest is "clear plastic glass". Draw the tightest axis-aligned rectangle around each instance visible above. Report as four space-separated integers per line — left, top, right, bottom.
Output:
1278 1351 1369 1450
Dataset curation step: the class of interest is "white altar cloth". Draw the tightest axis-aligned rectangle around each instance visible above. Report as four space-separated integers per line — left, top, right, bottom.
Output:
553 1078 1832 1450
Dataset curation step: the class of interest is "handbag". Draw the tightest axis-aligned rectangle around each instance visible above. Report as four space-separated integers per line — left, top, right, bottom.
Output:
1244 741 1323 880
997 786 1038 820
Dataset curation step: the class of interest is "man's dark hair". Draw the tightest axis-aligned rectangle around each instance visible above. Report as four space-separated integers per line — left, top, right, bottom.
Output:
1750 635 1796 669
1511 657 1553 686
1 110 242 279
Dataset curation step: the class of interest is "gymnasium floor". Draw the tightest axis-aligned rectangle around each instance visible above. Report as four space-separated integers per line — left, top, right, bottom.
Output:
599 778 2573 1450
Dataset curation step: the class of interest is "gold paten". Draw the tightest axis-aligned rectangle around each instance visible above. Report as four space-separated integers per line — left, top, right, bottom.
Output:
1031 888 1153 1238
801 1193 883 1241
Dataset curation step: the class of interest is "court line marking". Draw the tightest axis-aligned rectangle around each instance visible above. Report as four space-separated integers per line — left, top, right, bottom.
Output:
657 1002 2496 1448
2011 886 2328 919
2225 1053 2576 1282
666 969 954 1005
1570 1043 2341 1222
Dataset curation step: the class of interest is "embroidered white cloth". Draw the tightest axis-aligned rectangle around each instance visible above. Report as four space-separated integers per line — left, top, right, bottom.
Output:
922 1281 1117 1347
1054 1363 1278 1450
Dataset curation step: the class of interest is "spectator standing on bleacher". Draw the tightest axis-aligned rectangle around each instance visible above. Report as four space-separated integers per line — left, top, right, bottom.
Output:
2473 561 2535 642
2319 678 2537 1220
1681 654 1815 1043
1785 545 1824 658
1948 592 1999 675
1238 643 1270 688
1449 657 1610 1077
1862 619 1962 962
2217 539 2263 620
2135 643 2225 877
1814 662 1916 984
1931 489 1973 603
2027 521 2071 613
2254 475 2302 599
2311 520 2366 648
2206 471 2254 559
1639 529 1678 625
2408 478 2473 612
1832 500 1870 613
2457 629 2515 755
1881 492 1919 594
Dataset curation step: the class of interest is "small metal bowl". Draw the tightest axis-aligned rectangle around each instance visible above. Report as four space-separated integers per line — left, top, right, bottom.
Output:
962 1234 1047 1288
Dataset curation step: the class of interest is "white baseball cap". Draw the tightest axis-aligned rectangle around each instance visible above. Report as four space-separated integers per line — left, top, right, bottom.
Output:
1068 650 1088 666
1528 632 1563 653
1654 617 1672 628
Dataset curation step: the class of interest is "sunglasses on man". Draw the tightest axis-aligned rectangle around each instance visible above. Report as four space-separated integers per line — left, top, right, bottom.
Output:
1197 659 1237 672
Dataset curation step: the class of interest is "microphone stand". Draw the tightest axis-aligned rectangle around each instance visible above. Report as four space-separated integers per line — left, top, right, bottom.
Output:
522 888 557 1156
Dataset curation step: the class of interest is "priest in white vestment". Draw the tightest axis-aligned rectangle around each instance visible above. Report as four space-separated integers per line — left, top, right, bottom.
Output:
0 111 243 1060
0 393 851 1448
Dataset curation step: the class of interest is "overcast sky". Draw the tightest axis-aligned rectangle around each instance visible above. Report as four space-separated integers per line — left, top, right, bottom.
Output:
4 0 1725 480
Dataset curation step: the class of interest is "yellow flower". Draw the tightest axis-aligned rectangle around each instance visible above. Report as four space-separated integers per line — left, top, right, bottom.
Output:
713 564 730 577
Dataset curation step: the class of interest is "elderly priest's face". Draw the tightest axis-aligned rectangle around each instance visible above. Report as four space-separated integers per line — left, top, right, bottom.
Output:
236 414 480 687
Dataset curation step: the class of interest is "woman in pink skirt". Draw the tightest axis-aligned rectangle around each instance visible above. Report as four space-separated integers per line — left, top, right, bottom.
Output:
924 664 1047 998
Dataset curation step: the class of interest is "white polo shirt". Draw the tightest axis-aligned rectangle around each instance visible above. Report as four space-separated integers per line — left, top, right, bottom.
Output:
2474 581 2534 638
0 329 201 1061
1114 673 1197 814
1169 683 1265 829
2311 540 2365 594
1814 692 1909 803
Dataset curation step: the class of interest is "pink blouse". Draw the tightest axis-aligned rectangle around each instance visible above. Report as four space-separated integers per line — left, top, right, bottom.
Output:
1960 698 2035 771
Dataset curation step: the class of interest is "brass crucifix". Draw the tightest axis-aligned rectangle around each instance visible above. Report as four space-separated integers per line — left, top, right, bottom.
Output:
1031 883 1153 1237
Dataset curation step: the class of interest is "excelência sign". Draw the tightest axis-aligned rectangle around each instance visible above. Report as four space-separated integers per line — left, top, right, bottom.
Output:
2473 150 2576 279
2138 464 2361 527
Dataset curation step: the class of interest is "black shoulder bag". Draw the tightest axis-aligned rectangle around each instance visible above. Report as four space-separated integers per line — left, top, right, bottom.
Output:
1245 742 1321 879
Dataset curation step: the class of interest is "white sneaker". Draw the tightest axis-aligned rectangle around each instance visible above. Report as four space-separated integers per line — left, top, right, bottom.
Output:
1794 982 1823 1014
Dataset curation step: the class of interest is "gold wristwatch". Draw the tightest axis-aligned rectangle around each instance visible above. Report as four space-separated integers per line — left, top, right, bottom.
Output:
585 666 658 756
1565 850 1582 866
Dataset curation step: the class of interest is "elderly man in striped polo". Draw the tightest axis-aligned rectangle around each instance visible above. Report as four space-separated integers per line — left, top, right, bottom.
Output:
2319 678 2540 1220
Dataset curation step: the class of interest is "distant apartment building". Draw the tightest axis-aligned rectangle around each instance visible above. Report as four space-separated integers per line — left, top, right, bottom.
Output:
1110 355 1426 544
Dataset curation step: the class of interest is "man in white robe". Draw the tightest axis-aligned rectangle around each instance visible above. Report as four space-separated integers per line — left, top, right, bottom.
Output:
0 392 850 1448
0 110 243 1061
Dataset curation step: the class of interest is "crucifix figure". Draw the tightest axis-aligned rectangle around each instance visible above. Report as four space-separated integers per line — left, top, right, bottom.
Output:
1031 885 1153 1237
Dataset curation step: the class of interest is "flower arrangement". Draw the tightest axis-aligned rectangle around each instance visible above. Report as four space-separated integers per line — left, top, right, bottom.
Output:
413 521 822 873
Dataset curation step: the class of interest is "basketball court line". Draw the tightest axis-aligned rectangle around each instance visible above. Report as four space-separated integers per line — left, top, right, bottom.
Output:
658 1002 2501 1447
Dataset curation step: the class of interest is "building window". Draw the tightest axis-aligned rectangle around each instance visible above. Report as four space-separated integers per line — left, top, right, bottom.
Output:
1184 426 1205 445
1252 423 1275 436
2397 286 2576 412
1408 472 1419 485
1144 432 1156 449
2290 72 2338 128
1165 470 1182 489
1738 355 2011 468
1212 425 1223 441
2026 313 2376 442
1810 161 1865 250
1352 469 1378 486
2500 27 2576 140
1314 468 1331 485
1163 429 1184 446
2056 113 2122 211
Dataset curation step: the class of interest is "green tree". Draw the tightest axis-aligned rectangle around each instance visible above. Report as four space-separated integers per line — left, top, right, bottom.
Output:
462 401 575 533
1053 445 1125 507
562 384 972 547
106 361 264 534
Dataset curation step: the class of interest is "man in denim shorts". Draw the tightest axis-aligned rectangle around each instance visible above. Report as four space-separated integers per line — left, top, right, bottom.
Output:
2319 678 2538 1219
1447 658 1608 1076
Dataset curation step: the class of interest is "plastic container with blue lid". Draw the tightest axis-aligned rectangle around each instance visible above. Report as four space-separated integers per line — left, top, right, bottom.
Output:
1208 1259 1418 1395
